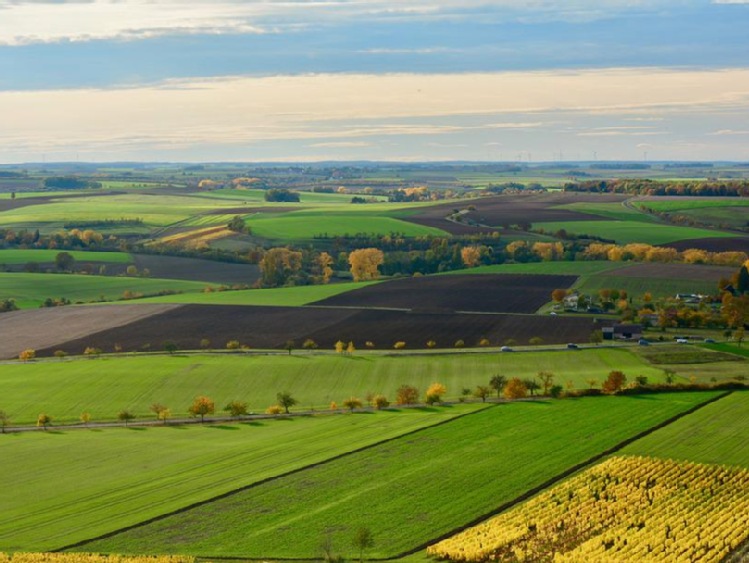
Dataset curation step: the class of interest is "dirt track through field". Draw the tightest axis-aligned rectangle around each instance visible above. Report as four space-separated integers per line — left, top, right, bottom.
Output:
0 304 182 359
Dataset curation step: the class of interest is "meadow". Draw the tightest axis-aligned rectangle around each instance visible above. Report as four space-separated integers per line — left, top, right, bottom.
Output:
0 406 476 552
83 393 719 558
533 220 734 245
0 348 665 425
622 390 749 467
136 280 378 307
0 273 209 309
0 249 132 265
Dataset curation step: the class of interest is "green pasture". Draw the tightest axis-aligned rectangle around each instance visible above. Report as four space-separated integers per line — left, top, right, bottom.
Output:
574 273 721 300
0 273 209 308
637 199 749 212
0 249 132 265
100 181 175 190
632 344 748 383
0 193 243 230
85 393 718 558
244 210 447 240
557 202 657 222
702 342 749 359
623 391 749 468
533 220 735 245
136 280 377 306
195 188 389 205
0 406 475 552
0 349 666 425
178 214 238 228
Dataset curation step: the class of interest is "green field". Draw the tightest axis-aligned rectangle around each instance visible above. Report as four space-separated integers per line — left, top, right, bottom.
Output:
0 249 132 265
623 391 749 468
558 202 658 222
638 199 749 212
84 393 718 558
0 406 475 552
0 273 209 308
136 280 378 306
0 193 243 231
0 348 665 425
573 272 721 299
533 220 735 245
245 210 446 240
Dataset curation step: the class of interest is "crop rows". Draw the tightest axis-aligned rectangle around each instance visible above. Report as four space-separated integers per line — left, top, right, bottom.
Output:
428 455 749 563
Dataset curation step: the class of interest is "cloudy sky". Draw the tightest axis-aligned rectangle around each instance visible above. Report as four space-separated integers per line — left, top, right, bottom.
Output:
1 0 748 162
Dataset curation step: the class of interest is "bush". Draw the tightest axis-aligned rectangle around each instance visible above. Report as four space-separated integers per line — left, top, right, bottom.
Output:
395 384 419 405
393 341 406 349
265 405 283 415
550 385 564 398
226 340 241 350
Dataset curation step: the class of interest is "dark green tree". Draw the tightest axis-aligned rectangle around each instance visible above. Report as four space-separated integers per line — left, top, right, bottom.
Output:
276 391 298 414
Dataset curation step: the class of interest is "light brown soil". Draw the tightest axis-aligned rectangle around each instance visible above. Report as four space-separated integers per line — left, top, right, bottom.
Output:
0 303 182 359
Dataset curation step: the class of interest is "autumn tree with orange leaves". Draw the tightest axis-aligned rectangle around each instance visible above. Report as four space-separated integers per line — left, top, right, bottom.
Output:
349 248 384 281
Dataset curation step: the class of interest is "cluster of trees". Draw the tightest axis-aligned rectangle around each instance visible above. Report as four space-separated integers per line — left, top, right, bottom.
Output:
564 179 749 197
43 176 102 190
264 188 300 202
1 227 110 251
0 298 18 313
584 243 748 267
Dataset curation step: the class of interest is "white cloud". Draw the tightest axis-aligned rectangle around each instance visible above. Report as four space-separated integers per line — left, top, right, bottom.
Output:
2 67 749 160
0 0 691 45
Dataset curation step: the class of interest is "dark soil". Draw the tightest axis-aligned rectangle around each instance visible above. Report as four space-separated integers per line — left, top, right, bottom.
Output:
132 255 260 285
38 304 601 355
312 274 576 314
405 193 628 234
661 237 749 253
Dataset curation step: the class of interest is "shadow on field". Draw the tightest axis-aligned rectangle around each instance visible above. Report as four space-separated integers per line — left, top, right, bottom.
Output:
168 425 189 430
45 430 66 435
127 427 147 431
208 425 240 430
242 421 265 427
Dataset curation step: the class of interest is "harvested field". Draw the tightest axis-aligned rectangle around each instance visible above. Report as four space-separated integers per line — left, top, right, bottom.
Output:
662 237 749 252
0 304 181 359
597 263 737 281
132 255 260 285
39 304 601 354
312 274 576 313
404 193 628 234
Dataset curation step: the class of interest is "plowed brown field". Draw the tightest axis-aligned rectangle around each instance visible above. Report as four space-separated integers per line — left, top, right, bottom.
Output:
312 274 575 313
36 304 601 355
405 193 627 234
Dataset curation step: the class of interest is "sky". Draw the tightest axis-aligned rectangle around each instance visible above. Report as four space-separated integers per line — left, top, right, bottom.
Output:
1 0 749 163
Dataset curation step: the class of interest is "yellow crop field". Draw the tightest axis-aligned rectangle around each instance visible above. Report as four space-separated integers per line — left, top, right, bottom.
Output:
0 555 193 563
427 456 749 563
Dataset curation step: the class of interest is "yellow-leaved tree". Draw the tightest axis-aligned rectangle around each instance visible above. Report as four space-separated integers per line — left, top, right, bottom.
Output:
460 246 481 268
348 248 384 281
425 383 447 405
503 378 528 400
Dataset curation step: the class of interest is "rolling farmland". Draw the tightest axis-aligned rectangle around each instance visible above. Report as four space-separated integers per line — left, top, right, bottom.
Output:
82 393 719 558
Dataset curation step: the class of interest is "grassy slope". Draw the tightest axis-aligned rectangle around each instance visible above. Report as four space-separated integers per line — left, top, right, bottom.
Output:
532 220 734 244
0 406 476 552
573 272 721 299
0 349 665 425
639 199 749 212
135 280 378 306
0 250 132 264
245 210 447 239
85 393 718 558
0 273 209 308
622 391 749 468
557 202 659 222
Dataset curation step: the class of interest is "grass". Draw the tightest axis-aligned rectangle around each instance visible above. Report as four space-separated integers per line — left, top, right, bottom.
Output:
0 406 477 552
573 273 721 299
533 220 735 245
135 280 378 307
245 210 446 240
0 273 209 308
558 202 658 222
0 348 666 425
0 249 132 265
622 391 749 468
83 393 719 558
638 199 749 212
703 342 749 358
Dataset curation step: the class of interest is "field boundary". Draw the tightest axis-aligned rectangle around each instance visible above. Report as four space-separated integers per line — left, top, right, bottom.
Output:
64 391 731 562
379 390 733 561
53 404 493 554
